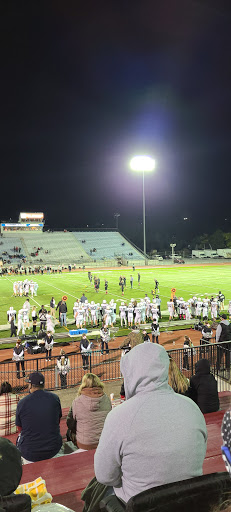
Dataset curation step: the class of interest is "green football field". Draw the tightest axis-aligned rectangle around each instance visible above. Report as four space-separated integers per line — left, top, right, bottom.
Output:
0 264 231 329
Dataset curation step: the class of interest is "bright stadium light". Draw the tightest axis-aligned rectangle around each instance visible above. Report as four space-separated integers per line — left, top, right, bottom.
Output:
130 155 156 256
130 155 155 173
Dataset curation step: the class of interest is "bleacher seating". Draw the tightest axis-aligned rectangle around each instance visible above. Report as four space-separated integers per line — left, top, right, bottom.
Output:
99 472 231 512
2 231 145 264
73 232 145 261
2 232 91 264
13 407 229 512
0 236 24 263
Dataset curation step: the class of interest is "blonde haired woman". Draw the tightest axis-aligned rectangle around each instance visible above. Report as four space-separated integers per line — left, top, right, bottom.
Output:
168 358 189 395
66 373 111 449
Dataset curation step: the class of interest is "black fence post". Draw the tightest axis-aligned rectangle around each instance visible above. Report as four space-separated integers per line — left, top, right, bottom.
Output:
89 352 92 373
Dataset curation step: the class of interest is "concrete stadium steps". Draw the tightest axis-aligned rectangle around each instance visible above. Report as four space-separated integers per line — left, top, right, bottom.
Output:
73 231 145 261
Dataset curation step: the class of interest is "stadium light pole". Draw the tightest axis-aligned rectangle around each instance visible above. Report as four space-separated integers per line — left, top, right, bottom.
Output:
130 155 156 256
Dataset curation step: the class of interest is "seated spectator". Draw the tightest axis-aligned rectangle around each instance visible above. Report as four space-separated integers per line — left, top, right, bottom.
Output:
16 371 63 463
66 373 111 450
0 381 19 436
0 438 31 512
187 359 220 414
168 358 189 395
92 343 207 504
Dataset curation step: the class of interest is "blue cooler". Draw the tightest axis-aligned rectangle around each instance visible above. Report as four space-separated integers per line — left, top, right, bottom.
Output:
69 329 88 337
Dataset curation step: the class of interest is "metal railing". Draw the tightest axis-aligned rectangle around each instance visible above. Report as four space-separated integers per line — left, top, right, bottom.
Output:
1 341 230 395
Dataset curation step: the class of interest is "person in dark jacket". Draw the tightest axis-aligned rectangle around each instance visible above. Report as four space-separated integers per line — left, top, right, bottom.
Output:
187 359 219 414
59 301 67 327
216 314 231 370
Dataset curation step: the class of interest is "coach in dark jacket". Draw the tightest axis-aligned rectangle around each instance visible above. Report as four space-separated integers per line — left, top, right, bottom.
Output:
188 359 219 414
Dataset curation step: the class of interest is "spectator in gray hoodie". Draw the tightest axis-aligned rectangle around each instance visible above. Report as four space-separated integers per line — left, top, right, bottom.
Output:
94 343 207 504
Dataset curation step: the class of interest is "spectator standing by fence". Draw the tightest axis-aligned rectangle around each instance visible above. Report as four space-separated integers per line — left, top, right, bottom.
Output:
12 340 25 379
187 359 219 414
216 314 231 371
80 335 91 370
56 350 70 388
44 332 53 361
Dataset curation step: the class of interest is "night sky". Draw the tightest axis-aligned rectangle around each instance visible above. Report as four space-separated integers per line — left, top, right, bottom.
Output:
1 1 231 250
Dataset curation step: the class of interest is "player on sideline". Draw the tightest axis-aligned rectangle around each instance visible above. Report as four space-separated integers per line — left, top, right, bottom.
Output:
167 299 174 321
119 302 127 327
104 280 108 294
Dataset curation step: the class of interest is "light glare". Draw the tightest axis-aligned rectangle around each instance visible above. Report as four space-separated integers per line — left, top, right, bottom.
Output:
130 155 155 172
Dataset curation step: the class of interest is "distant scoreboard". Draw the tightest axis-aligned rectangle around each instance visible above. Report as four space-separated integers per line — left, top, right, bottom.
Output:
1 223 44 233
1 212 44 233
19 212 44 222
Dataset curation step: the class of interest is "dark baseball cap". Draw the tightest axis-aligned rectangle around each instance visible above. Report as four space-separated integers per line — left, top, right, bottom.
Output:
27 371 45 386
221 314 227 320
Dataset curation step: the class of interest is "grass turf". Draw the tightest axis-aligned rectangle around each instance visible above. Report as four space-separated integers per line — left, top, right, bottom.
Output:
0 264 230 332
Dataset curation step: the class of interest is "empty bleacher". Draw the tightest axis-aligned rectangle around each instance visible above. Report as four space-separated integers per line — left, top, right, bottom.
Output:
2 232 91 265
73 231 145 261
1 230 145 265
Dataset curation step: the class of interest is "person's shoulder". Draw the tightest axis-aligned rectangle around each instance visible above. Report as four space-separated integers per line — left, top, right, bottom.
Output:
16 393 31 409
46 390 61 403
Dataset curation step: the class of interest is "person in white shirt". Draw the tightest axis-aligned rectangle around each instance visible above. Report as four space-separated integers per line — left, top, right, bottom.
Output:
127 304 134 327
30 281 35 297
83 301 89 326
46 311 55 333
195 299 202 318
105 305 112 327
13 282 18 296
110 300 116 325
167 299 174 321
185 301 191 321
211 300 218 319
202 300 209 320
76 306 84 329
119 302 127 327
7 307 17 323
134 303 142 326
17 309 25 336
89 301 97 327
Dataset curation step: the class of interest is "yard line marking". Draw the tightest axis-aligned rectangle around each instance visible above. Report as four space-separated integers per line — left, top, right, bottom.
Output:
42 281 77 299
